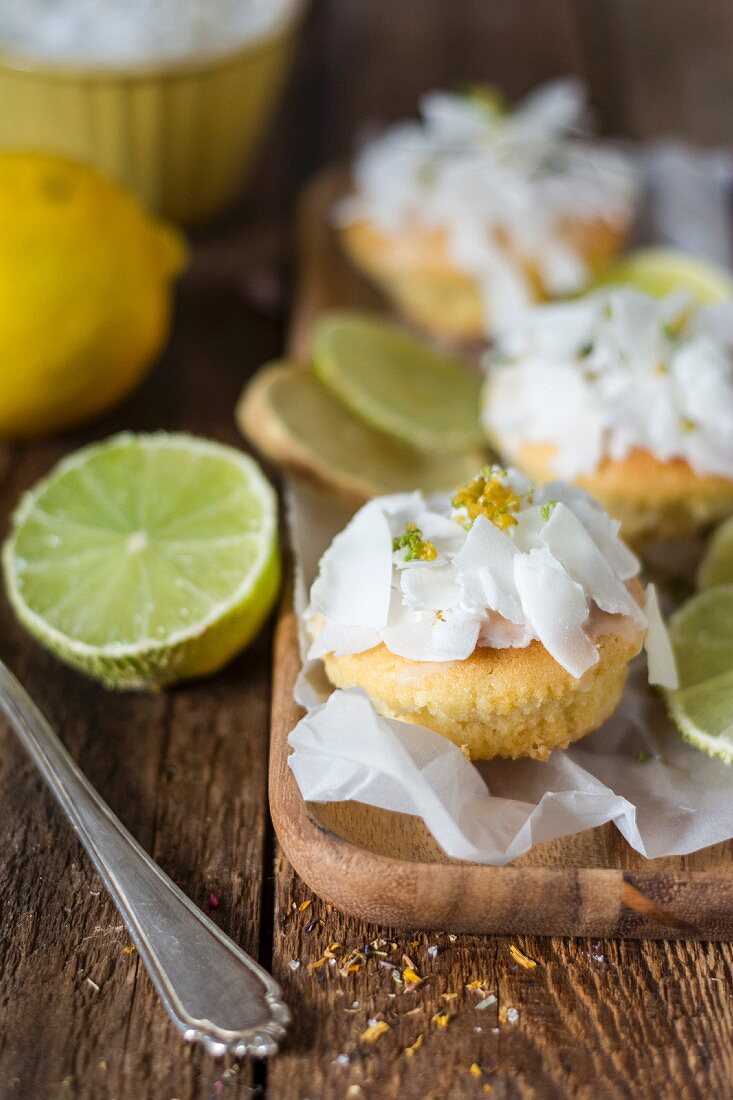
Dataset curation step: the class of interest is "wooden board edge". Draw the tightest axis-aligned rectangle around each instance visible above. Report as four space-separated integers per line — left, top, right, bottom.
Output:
269 592 733 939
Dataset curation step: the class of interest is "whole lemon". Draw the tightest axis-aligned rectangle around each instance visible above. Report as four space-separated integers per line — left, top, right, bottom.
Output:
0 153 186 438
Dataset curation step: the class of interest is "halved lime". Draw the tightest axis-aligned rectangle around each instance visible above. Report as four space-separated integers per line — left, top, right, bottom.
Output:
237 362 488 501
593 247 733 303
3 433 279 690
312 311 485 452
698 516 733 589
665 585 733 763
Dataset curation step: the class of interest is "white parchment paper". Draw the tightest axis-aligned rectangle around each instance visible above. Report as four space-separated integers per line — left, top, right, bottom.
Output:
285 143 733 864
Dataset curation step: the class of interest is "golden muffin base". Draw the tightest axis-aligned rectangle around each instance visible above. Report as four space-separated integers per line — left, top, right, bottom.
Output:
339 216 629 341
322 629 641 761
509 443 733 542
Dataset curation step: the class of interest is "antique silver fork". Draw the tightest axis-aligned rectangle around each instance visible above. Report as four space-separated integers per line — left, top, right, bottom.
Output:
0 659 289 1058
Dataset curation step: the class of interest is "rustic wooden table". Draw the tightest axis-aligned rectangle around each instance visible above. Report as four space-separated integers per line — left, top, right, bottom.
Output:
2 3 733 1097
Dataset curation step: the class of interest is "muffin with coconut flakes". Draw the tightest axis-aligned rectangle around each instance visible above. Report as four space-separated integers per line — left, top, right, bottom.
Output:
335 79 637 341
305 467 676 761
482 288 733 542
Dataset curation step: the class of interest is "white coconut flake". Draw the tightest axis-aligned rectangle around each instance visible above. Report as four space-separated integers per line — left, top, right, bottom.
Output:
484 288 733 480
337 80 638 331
310 501 392 629
309 621 382 660
514 548 599 678
644 585 678 689
540 503 645 625
382 591 479 662
454 515 522 624
400 563 462 611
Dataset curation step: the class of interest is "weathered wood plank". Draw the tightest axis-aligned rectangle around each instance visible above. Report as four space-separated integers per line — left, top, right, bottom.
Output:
0 279 280 1100
577 0 733 143
269 858 733 1099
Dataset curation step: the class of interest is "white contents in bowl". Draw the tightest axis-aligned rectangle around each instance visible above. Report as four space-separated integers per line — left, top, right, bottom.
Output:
0 0 301 65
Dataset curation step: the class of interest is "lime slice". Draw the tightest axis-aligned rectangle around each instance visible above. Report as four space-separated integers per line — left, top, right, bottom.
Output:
593 247 733 302
698 517 733 589
312 311 485 452
3 433 279 690
665 585 733 762
237 362 488 501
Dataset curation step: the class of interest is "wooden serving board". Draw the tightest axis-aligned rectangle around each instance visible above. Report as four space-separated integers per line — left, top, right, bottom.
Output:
269 168 733 939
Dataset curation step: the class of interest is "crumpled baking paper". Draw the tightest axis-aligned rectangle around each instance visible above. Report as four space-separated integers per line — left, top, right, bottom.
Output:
285 143 733 865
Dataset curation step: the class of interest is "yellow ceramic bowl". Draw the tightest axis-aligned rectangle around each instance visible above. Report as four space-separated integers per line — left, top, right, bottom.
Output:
0 4 304 225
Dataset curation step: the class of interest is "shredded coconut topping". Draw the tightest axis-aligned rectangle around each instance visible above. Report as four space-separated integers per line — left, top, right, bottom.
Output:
336 80 638 329
0 0 301 64
306 467 676 686
483 288 733 480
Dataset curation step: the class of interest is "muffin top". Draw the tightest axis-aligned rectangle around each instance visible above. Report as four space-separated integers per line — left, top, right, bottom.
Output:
306 467 675 685
483 288 733 480
336 80 638 326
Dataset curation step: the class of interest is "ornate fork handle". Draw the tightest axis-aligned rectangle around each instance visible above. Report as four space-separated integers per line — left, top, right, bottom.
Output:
0 660 289 1058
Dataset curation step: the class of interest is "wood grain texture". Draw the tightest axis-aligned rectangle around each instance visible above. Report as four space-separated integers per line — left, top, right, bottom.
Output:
269 870 733 1100
576 0 733 144
3 1 733 1097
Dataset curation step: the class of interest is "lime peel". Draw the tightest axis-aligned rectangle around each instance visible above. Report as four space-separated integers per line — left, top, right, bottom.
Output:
592 247 733 303
312 311 485 453
664 583 733 763
2 432 279 689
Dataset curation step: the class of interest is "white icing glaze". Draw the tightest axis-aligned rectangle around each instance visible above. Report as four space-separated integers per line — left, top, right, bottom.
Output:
306 468 676 686
336 79 638 328
483 288 733 480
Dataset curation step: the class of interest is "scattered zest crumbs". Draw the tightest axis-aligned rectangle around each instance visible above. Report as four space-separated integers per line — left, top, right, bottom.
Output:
339 949 368 976
404 1034 424 1058
466 979 486 991
309 942 343 970
440 992 459 1002
298 899 312 912
509 945 537 970
122 945 135 955
469 1063 482 1078
452 467 525 531
393 523 437 562
360 1020 390 1043
431 1012 451 1029
401 954 423 985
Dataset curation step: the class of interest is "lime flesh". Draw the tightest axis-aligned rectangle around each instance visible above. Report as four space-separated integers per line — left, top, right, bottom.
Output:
237 362 488 501
593 247 733 303
665 585 733 763
312 311 485 452
3 433 279 689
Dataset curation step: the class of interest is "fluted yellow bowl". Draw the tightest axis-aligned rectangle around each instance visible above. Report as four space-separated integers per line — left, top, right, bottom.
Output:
0 3 304 225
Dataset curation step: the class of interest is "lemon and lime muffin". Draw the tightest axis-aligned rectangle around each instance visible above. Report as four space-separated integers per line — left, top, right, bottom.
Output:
305 467 675 761
335 80 637 341
483 288 733 542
